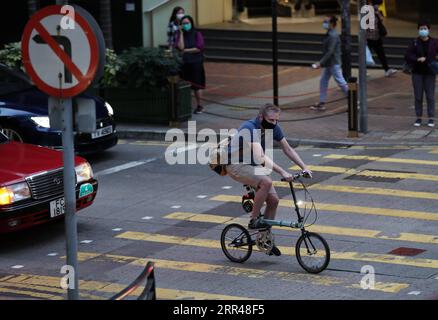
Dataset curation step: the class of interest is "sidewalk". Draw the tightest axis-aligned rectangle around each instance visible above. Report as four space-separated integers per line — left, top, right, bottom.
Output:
117 62 438 147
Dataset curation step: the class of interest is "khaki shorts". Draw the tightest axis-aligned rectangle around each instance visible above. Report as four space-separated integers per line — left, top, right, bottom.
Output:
226 164 277 194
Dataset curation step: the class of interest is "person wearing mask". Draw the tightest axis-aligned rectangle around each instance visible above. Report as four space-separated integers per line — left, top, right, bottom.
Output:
167 7 185 49
366 0 397 77
225 104 313 256
310 16 348 111
176 15 206 114
405 22 438 128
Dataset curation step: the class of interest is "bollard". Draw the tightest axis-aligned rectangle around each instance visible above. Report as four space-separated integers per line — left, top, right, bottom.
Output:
348 77 359 138
167 75 180 128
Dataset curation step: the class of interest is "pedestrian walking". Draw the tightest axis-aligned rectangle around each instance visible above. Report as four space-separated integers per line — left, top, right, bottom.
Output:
311 16 348 111
167 6 185 49
405 21 438 128
176 15 206 114
366 0 397 77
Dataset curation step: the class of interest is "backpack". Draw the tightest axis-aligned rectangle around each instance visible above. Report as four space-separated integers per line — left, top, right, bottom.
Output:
208 136 231 176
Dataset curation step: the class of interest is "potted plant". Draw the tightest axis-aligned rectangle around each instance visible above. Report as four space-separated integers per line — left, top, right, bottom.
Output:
102 47 192 124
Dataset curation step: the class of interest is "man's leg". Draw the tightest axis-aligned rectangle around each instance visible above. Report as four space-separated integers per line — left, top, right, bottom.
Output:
263 192 280 220
251 177 272 220
332 64 349 96
319 67 332 104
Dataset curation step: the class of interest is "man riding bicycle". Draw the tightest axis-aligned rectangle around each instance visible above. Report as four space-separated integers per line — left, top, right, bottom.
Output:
225 104 313 256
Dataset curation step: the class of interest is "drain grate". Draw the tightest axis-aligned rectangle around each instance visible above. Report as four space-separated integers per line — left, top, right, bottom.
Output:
388 247 426 257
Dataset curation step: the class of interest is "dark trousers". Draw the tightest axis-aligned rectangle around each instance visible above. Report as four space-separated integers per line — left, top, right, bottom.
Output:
412 73 436 119
367 38 389 71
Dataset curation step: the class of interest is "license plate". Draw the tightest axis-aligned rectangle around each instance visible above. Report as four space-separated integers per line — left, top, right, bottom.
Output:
91 125 113 139
50 198 65 219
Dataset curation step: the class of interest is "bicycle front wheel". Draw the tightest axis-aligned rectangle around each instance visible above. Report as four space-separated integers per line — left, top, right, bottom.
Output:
221 224 253 263
295 232 330 274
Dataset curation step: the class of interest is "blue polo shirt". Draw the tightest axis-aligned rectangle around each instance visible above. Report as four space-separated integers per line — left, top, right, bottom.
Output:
228 118 285 165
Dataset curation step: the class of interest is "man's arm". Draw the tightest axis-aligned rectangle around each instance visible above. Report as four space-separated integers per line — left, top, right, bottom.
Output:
251 142 291 178
279 138 312 174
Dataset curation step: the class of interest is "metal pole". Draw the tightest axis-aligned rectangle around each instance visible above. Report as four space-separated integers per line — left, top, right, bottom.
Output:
272 0 279 106
341 0 352 80
61 98 79 300
358 0 368 133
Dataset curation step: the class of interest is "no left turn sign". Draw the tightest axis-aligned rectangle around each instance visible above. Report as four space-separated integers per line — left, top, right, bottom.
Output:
22 5 104 98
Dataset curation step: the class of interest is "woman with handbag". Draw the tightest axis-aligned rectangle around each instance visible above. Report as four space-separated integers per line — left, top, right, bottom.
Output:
405 21 438 128
366 0 397 77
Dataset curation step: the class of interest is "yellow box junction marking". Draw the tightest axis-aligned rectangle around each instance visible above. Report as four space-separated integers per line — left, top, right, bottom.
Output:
324 154 438 166
290 165 438 182
272 182 438 219
0 274 250 300
73 252 409 294
116 229 438 269
210 195 438 244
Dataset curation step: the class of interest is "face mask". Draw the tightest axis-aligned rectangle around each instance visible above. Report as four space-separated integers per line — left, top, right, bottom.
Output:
323 22 330 30
183 23 192 32
176 13 185 21
261 118 277 130
419 29 429 38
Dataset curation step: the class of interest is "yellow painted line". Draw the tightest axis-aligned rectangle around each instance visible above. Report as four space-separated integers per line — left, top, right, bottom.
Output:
211 195 438 244
116 229 438 269
0 274 250 300
324 154 438 166
0 285 63 300
273 183 438 220
430 149 438 154
75 252 409 294
290 165 438 182
0 281 103 300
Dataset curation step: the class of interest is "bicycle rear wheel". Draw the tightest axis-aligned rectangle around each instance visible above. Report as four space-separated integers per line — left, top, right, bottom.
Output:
295 232 330 274
221 224 253 263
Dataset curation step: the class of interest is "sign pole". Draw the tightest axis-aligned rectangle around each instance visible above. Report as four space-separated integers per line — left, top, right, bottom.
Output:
60 97 79 300
358 0 368 133
272 0 279 106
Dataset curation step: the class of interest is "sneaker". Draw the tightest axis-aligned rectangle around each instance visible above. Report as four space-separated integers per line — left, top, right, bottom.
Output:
248 218 271 230
385 69 397 77
428 119 435 128
310 103 326 111
268 245 282 256
413 119 422 127
193 106 204 114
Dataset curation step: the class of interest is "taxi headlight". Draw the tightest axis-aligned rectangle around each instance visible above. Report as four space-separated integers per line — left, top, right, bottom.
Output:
75 162 94 184
0 182 31 205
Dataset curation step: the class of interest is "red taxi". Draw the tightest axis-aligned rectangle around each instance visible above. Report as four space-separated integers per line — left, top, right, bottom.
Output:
0 131 97 233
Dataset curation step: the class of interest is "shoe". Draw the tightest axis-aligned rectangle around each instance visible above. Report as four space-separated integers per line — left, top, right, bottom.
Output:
413 119 422 127
428 119 435 128
385 69 397 77
268 245 282 256
310 103 326 111
248 218 271 230
193 106 204 114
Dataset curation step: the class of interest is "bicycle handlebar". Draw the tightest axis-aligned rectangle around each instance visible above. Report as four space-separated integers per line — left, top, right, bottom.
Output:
281 171 311 182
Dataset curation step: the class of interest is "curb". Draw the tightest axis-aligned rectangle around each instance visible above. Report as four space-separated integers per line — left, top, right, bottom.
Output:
117 129 438 148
